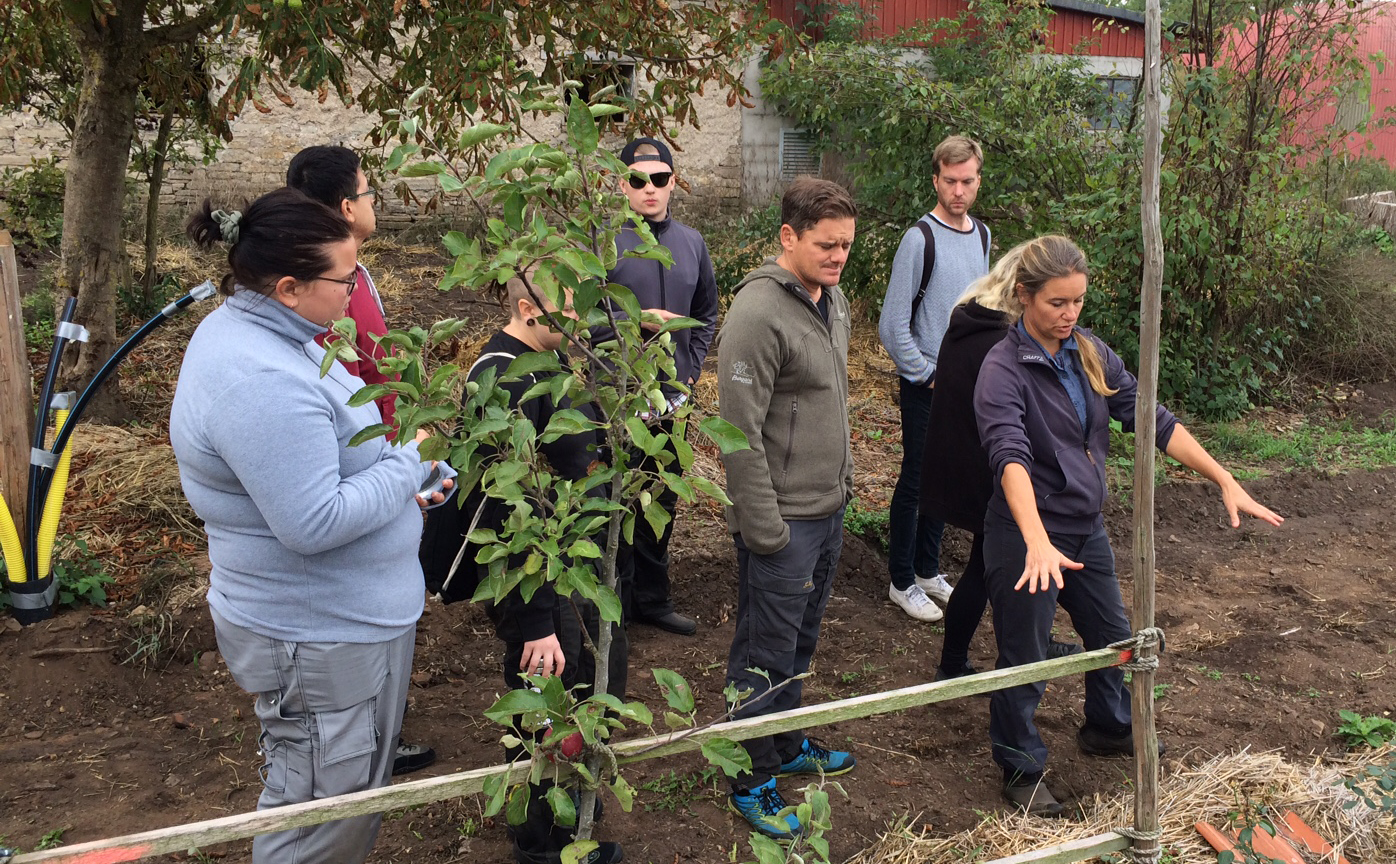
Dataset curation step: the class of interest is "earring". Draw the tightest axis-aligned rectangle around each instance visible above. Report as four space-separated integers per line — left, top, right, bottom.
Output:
525 317 536 327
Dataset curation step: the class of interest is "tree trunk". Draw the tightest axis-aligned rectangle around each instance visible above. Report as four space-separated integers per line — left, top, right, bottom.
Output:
142 102 176 302
54 0 147 423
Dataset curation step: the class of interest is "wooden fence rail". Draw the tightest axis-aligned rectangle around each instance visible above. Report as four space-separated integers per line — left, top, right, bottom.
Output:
8 647 1133 864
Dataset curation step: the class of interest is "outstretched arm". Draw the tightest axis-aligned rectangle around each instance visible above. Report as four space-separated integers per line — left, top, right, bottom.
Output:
1163 424 1283 527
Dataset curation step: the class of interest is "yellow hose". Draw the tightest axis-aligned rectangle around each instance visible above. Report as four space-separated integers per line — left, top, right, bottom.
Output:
37 408 74 580
0 491 26 585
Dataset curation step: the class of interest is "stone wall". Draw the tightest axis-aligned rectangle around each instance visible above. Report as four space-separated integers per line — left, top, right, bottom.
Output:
0 67 749 229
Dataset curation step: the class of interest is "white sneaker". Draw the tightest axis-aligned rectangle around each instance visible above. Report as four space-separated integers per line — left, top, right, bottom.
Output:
889 583 944 622
916 574 954 605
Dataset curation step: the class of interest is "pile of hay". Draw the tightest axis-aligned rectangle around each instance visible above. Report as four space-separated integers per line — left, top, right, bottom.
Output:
849 746 1396 863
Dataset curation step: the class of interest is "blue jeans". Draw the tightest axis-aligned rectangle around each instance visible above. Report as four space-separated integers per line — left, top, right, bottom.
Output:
888 376 945 590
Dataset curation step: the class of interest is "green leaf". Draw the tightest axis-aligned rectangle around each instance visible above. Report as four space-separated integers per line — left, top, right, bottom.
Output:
749 832 787 864
384 143 420 172
458 122 511 148
347 423 393 447
594 584 623 625
506 782 529 826
482 774 508 818
643 498 671 540
545 785 577 827
589 103 626 118
561 840 599 864
542 409 603 443
699 416 750 454
701 737 753 778
609 776 636 812
567 93 599 155
663 711 691 730
652 668 695 713
688 474 733 506
505 352 562 380
566 538 602 559
483 688 548 725
399 160 449 177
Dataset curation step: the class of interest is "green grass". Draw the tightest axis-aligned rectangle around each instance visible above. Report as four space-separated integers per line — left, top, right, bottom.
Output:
1104 414 1396 494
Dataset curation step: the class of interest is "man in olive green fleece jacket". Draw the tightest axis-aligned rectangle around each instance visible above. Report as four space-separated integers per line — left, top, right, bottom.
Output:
717 178 859 838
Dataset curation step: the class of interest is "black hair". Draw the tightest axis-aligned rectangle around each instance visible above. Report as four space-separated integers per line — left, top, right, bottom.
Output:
186 187 352 297
286 145 361 208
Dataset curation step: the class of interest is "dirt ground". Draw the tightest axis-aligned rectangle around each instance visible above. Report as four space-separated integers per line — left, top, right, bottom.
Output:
3 248 1395 863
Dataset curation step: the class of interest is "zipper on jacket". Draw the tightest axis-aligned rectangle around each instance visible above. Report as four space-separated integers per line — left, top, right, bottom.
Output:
783 396 799 477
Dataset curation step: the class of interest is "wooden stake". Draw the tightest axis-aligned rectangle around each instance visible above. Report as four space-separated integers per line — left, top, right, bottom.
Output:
1133 0 1166 856
0 229 31 558
984 832 1130 864
8 649 1128 864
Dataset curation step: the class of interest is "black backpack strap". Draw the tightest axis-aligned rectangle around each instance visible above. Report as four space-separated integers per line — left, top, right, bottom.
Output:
910 218 936 322
974 217 990 258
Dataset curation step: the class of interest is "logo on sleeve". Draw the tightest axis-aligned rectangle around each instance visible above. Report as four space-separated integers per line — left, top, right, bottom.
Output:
730 360 754 385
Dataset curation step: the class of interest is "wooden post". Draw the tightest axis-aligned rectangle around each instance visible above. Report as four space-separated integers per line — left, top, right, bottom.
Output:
1132 0 1166 855
0 230 31 564
7 649 1130 864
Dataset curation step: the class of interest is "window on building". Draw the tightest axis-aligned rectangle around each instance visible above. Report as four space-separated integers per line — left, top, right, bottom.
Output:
780 128 821 181
1091 76 1139 131
568 59 636 124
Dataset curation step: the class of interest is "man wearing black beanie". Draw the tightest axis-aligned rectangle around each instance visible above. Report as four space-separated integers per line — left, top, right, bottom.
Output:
610 137 719 637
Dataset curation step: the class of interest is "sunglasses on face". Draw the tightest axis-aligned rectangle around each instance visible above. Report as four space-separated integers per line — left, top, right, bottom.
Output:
346 187 377 202
627 171 672 190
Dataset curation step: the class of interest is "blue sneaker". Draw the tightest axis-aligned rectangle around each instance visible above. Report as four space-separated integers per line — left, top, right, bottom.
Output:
730 778 800 838
777 738 856 777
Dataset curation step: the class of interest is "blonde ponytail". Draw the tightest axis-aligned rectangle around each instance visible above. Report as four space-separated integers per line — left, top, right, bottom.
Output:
1075 334 1118 397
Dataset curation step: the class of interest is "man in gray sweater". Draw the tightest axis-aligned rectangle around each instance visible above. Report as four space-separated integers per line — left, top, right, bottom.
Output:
718 178 858 839
877 135 991 623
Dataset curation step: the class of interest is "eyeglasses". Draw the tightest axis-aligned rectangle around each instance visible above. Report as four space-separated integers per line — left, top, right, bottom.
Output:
627 171 672 190
319 272 359 296
346 187 377 202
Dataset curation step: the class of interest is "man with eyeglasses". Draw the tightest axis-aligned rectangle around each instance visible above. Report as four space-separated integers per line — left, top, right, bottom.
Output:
287 145 438 779
288 145 398 429
608 137 719 637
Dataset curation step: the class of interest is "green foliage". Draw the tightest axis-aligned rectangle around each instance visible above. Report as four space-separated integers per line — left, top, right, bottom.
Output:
1336 710 1396 750
842 501 890 551
1343 751 1396 814
342 89 760 856
762 0 1391 418
691 204 781 300
34 827 66 851
0 157 65 252
0 537 112 611
639 767 721 813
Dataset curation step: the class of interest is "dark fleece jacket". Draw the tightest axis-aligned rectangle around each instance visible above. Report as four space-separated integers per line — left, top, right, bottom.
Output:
974 324 1178 534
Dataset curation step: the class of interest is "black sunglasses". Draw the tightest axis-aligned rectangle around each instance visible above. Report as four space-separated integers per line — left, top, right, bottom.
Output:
627 171 672 190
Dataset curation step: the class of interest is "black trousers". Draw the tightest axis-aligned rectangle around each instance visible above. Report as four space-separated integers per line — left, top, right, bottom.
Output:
725 508 844 789
937 532 987 674
618 418 681 621
983 509 1131 780
502 596 629 859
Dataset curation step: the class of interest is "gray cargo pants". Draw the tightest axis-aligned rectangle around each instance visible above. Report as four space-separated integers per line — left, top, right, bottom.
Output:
211 607 415 864
725 507 844 789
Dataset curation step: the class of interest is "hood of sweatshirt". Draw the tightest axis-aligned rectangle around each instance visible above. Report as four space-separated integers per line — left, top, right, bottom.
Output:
732 258 812 300
943 301 1010 344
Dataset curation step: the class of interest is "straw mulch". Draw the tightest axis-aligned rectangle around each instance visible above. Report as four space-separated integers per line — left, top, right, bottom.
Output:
60 424 207 604
848 746 1396 863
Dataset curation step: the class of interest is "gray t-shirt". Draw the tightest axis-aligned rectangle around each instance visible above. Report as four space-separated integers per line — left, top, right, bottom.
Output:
878 213 991 384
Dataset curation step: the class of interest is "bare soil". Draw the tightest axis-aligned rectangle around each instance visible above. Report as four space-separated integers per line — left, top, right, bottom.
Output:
3 250 1395 863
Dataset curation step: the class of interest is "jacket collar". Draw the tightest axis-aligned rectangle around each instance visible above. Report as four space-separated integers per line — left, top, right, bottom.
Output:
224 288 325 345
1009 321 1080 367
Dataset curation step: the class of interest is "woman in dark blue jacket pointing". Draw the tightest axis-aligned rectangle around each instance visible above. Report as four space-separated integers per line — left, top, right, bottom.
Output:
972 235 1282 817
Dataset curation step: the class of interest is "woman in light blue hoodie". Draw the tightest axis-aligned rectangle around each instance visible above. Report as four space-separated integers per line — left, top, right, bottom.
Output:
171 188 437 864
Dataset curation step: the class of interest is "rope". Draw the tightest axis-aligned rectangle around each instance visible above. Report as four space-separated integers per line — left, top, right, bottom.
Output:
1117 826 1163 864
1109 626 1166 672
